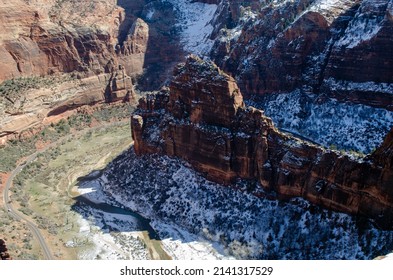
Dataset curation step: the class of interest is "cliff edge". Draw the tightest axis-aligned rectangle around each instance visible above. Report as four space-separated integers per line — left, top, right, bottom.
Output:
132 55 393 229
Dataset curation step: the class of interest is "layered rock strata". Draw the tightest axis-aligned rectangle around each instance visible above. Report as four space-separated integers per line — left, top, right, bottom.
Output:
210 0 393 110
0 0 177 143
132 56 393 228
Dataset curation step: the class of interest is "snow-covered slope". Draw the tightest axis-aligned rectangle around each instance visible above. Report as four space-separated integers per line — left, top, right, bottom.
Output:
102 149 393 260
250 91 393 154
167 0 218 57
335 0 386 48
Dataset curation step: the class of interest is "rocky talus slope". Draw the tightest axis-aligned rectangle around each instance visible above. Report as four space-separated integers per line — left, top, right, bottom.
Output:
132 56 393 228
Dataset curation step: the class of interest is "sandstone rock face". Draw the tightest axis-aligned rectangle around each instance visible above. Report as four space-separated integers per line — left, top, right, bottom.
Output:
132 56 393 228
118 18 149 77
0 72 109 142
0 0 181 86
0 239 11 260
0 0 180 143
0 0 120 81
210 0 393 110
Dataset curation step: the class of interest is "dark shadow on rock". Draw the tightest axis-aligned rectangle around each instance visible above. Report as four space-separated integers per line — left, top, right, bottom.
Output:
117 0 186 91
116 0 146 47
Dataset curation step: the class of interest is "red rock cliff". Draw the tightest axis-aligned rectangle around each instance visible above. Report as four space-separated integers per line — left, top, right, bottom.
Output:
211 0 393 110
132 55 393 228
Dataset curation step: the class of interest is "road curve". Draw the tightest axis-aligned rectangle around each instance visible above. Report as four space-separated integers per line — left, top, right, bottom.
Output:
3 151 54 260
2 120 129 260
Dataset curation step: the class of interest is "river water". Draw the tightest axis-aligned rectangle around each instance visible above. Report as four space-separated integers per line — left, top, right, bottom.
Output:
74 196 160 240
71 173 171 260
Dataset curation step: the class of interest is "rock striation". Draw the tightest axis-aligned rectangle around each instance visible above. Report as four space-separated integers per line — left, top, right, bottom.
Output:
132 56 393 228
210 0 393 110
0 0 182 86
0 0 172 144
0 0 118 81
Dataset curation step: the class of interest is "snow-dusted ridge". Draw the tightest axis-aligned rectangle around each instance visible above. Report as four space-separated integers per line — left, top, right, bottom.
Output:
251 90 393 154
336 17 383 49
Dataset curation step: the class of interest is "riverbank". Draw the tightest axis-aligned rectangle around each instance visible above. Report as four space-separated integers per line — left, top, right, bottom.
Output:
74 167 234 260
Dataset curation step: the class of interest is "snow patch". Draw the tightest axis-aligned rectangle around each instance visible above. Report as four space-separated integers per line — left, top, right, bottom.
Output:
168 0 217 57
336 18 382 48
326 78 393 95
73 169 229 260
382 253 393 260
251 90 393 154
146 9 155 20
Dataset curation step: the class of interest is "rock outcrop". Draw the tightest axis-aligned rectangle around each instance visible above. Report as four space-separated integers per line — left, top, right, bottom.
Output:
0 239 11 260
132 56 393 228
0 0 179 144
0 0 119 81
0 0 182 85
210 0 393 110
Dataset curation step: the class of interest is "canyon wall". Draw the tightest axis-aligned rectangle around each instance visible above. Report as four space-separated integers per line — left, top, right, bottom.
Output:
210 0 393 110
132 56 393 228
0 0 167 81
0 0 183 143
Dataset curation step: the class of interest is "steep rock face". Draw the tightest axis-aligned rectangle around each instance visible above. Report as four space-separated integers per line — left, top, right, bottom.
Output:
373 128 393 211
0 0 180 143
135 0 184 90
210 0 393 110
321 0 393 110
118 18 149 77
0 0 121 81
132 56 393 228
373 127 393 174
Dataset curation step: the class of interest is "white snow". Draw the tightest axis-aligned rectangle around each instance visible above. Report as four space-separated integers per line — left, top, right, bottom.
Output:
146 9 155 20
312 0 344 10
152 221 233 260
335 0 386 49
336 18 382 49
167 0 218 57
326 78 393 95
100 151 393 259
382 252 393 260
72 171 229 260
253 90 393 154
77 176 111 204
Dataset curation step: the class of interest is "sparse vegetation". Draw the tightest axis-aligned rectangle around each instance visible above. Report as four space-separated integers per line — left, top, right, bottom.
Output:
5 119 131 259
0 103 131 172
0 75 75 108
0 208 39 259
1 102 133 259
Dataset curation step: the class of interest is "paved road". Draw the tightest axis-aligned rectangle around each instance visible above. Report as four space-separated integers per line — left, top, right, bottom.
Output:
3 151 54 260
2 120 129 260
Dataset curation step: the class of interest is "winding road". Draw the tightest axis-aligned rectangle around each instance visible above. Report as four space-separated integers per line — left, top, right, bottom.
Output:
3 150 54 260
2 120 129 260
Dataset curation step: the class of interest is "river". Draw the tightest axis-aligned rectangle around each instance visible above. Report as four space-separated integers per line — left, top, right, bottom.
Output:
71 172 171 260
